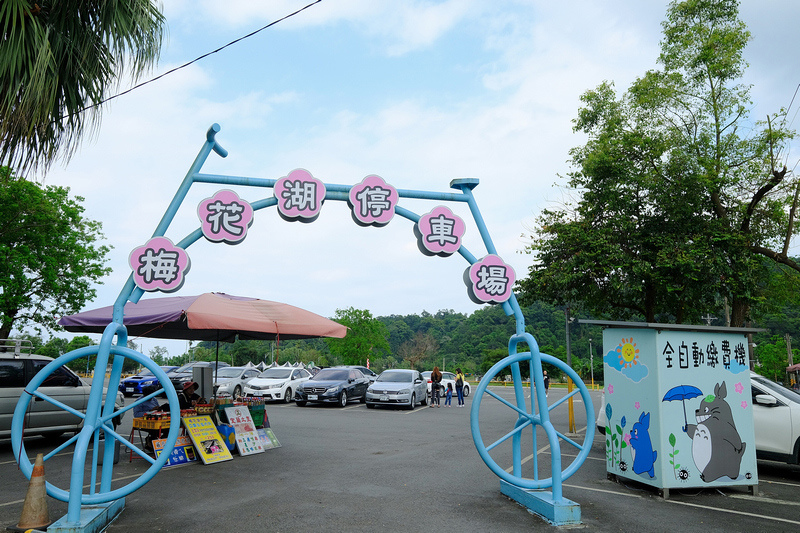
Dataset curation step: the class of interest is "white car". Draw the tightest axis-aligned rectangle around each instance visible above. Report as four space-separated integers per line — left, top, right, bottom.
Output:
751 372 800 464
422 371 471 398
365 369 427 409
243 367 312 403
214 366 261 399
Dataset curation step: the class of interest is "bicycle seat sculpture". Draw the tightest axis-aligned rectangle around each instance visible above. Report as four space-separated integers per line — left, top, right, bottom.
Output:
12 124 593 528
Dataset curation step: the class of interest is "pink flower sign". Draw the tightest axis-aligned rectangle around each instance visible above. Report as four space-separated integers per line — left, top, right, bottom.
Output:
198 190 254 244
274 169 327 223
129 237 191 293
416 206 465 257
348 175 398 227
464 255 516 304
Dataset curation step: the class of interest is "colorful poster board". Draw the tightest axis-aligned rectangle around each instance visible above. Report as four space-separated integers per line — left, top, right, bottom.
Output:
181 415 233 464
153 435 198 467
258 428 281 449
602 325 757 492
224 406 264 456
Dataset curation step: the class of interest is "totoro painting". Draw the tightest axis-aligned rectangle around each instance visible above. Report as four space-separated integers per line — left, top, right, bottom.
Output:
600 324 758 491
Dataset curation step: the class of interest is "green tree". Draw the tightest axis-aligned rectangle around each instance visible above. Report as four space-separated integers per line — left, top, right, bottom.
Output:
754 335 793 383
0 0 165 174
0 167 111 339
149 345 169 365
325 307 390 366
519 0 798 326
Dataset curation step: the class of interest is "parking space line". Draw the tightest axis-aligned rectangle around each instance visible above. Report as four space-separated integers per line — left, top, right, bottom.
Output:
663 498 800 527
0 473 143 508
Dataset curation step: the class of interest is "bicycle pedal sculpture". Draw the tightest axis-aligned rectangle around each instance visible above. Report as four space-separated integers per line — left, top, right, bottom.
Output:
12 124 593 528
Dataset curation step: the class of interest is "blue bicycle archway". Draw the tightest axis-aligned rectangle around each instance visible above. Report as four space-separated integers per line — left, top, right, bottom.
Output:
12 124 593 529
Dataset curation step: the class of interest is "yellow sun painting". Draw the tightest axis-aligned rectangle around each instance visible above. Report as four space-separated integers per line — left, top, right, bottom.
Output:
617 337 639 368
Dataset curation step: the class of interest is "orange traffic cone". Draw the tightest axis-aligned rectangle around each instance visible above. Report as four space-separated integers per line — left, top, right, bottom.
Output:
12 453 51 531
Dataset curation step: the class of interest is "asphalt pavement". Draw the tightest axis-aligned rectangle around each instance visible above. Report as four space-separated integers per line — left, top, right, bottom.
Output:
1 387 799 532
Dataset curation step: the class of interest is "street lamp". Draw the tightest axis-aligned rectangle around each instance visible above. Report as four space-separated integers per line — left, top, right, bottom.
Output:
589 339 594 390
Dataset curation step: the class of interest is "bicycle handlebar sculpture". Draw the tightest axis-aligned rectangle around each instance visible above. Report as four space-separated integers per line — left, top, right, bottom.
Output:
12 124 592 528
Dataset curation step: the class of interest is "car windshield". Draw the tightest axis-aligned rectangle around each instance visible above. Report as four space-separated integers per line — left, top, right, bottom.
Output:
313 369 348 381
377 371 412 383
174 363 196 373
258 368 291 379
753 376 800 404
136 369 154 377
216 368 243 378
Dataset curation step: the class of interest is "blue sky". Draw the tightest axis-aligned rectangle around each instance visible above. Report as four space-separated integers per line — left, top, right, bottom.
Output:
40 0 800 358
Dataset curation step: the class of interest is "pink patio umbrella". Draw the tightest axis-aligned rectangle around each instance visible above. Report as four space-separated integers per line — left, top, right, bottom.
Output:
59 293 347 367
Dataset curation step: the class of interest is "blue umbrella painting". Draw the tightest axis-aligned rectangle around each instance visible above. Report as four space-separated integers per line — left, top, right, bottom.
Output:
662 385 703 431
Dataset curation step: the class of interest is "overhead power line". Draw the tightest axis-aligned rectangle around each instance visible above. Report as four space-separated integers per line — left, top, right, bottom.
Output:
63 0 323 119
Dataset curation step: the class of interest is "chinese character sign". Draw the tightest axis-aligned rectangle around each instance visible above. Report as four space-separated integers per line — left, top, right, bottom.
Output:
129 237 191 293
415 206 466 257
274 169 327 223
197 190 254 244
601 327 756 491
464 255 515 304
348 175 398 227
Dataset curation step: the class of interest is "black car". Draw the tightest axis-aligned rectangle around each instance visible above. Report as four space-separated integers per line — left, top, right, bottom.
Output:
168 361 229 390
295 368 369 407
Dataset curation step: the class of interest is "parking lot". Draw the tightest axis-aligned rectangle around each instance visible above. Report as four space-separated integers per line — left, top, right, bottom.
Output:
1 386 799 532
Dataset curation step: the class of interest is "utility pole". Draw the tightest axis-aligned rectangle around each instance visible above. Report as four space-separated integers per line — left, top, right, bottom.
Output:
566 307 575 434
589 339 594 390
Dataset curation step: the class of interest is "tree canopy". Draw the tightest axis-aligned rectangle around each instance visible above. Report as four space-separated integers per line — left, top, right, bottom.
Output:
0 166 111 339
0 0 165 174
325 307 391 366
518 0 798 326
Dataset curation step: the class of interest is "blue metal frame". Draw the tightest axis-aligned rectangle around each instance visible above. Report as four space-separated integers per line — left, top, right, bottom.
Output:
12 123 593 524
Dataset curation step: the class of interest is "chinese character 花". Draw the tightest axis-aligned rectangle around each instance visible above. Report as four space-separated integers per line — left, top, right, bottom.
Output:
198 190 254 244
129 237 191 293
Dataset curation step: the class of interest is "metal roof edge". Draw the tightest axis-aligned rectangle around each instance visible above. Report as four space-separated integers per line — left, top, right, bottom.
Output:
576 319 766 334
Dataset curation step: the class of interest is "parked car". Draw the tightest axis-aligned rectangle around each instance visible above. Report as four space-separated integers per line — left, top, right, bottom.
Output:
214 366 260 399
243 367 312 402
1 340 125 439
422 370 471 398
751 372 800 464
365 369 427 410
295 367 369 407
596 390 607 434
335 365 378 383
119 366 178 396
168 361 229 390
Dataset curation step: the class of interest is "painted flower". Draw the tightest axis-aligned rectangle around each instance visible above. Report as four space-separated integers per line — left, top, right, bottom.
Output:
608 384 614 394
741 400 748 409
735 382 744 394
634 401 640 410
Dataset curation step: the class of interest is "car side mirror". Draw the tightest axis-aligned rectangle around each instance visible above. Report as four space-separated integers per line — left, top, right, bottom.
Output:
754 394 778 407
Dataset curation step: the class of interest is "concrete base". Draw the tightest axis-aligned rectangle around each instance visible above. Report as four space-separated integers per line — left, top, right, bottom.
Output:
47 499 125 533
500 480 581 526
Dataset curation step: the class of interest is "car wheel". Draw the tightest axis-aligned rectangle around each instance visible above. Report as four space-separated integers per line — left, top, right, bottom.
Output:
463 384 470 397
296 401 307 407
233 385 242 400
283 388 293 403
408 393 416 410
360 394 366 403
339 391 348 407
366 403 375 409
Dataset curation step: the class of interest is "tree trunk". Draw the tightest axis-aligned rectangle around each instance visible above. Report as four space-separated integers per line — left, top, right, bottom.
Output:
729 298 750 328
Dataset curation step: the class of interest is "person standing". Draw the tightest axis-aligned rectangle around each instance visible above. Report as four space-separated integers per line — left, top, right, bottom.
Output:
444 383 453 407
543 370 550 397
455 368 466 407
430 366 442 408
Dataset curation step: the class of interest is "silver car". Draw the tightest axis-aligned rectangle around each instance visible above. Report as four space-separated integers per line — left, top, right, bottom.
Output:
365 369 427 410
1 340 125 439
